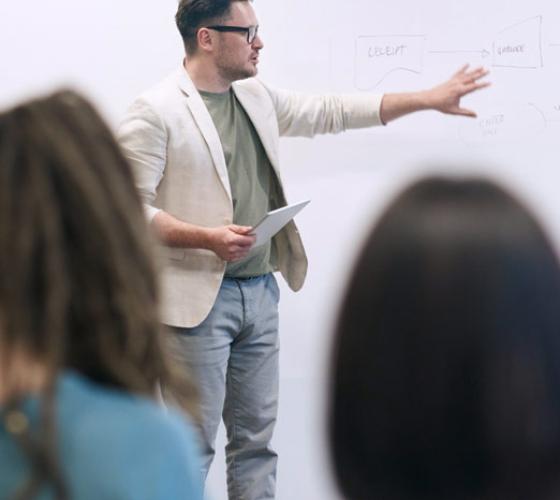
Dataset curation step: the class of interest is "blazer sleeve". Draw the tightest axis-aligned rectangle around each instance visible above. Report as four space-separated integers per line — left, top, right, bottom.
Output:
261 82 385 137
117 98 168 222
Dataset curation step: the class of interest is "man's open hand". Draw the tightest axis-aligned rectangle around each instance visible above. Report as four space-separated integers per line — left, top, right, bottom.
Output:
424 64 490 118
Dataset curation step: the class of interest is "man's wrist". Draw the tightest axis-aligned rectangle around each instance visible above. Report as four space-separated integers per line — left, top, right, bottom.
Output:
412 90 433 112
193 226 213 251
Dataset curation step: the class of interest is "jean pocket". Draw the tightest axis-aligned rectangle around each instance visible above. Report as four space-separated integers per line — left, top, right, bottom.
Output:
266 273 281 303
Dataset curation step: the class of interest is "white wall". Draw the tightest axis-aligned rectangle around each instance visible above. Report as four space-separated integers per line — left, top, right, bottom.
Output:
3 1 560 499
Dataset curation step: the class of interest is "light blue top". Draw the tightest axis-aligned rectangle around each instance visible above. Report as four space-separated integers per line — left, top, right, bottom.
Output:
0 371 203 499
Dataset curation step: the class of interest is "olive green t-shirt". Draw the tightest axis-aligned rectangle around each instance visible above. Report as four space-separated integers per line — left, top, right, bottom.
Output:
200 88 275 277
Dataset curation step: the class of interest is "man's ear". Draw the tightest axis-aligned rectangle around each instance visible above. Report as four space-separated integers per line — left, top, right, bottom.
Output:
197 27 214 52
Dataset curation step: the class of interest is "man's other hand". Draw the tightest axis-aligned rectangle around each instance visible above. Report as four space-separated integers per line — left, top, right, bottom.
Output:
206 225 256 262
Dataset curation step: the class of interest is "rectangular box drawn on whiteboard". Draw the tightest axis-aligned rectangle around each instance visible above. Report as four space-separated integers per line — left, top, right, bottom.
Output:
493 16 543 68
354 35 426 90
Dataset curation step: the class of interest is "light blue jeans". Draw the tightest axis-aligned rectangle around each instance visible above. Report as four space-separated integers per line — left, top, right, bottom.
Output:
167 273 280 500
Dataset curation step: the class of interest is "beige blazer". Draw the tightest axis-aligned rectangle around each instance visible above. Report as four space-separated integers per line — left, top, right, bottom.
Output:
118 66 383 328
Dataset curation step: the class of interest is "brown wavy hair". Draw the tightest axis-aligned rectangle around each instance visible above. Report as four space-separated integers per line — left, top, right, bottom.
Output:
0 90 197 499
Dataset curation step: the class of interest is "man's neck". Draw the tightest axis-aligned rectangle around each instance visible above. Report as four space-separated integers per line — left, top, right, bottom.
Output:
184 58 232 94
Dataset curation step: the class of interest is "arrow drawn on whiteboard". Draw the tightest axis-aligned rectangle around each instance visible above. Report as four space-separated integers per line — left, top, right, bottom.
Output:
428 49 491 58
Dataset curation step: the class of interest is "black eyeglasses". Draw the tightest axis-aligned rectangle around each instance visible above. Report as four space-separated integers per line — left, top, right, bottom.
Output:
206 25 259 44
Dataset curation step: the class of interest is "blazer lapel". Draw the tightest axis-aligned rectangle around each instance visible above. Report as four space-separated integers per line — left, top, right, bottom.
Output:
175 66 232 202
232 83 281 179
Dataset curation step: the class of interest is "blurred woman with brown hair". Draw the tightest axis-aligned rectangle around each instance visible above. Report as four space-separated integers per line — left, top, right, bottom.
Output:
0 90 202 499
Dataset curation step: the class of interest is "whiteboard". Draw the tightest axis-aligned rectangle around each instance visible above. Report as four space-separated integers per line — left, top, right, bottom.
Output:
2 1 560 499
255 3 560 496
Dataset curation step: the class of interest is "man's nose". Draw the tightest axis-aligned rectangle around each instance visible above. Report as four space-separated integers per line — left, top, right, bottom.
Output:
252 34 264 50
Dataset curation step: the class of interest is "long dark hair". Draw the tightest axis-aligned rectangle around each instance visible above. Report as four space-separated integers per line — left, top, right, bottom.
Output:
330 177 560 500
0 90 197 499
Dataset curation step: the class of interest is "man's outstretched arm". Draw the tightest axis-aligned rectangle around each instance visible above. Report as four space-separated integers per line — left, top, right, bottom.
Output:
380 65 490 124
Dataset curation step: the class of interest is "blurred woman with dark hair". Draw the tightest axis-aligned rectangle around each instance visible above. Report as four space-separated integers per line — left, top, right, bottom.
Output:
330 177 560 500
0 91 202 499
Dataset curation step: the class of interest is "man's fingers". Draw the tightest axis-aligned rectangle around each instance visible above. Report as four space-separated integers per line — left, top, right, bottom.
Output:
462 81 491 96
226 226 256 249
235 234 256 247
230 225 253 235
464 66 486 77
453 107 477 118
455 66 488 86
473 81 492 90
229 238 254 253
454 63 470 77
228 247 252 261
463 69 489 85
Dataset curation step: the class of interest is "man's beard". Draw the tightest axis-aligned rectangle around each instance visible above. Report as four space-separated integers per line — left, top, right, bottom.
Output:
217 58 257 84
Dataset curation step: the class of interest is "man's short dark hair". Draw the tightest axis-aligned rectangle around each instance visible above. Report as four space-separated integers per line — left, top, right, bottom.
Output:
176 0 249 55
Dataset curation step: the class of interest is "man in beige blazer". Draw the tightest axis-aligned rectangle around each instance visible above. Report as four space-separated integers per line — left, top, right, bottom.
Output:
118 1 489 498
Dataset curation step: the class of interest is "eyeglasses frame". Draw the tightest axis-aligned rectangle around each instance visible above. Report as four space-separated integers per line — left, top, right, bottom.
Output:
205 25 259 44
